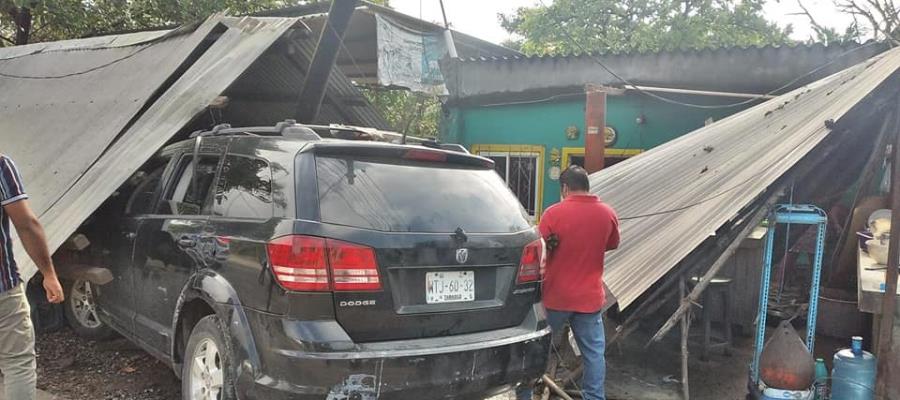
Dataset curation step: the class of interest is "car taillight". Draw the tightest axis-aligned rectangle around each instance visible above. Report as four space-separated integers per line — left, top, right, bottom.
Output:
403 149 447 162
517 239 545 284
266 235 381 292
329 240 381 291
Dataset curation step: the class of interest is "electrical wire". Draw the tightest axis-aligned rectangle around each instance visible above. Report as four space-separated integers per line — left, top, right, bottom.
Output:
617 167 770 221
533 0 881 110
0 42 158 79
0 21 192 79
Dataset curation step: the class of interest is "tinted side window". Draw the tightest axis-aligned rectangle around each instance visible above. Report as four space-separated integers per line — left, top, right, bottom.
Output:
127 168 166 215
160 155 220 216
212 155 273 219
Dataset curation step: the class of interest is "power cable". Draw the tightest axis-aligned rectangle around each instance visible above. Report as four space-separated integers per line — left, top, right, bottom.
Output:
0 42 157 79
0 23 191 79
533 0 881 110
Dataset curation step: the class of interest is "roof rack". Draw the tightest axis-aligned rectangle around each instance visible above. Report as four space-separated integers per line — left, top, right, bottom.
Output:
188 120 470 153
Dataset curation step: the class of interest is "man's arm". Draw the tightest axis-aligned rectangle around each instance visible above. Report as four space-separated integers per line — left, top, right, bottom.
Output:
5 200 64 303
606 213 621 251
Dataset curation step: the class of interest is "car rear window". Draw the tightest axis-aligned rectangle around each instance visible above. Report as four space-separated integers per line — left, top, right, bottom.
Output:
315 156 531 233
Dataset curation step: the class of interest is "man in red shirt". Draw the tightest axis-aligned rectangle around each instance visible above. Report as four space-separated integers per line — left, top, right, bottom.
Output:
517 165 619 400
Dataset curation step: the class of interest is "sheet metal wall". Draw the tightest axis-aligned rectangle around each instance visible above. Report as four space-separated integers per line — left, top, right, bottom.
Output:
593 48 900 309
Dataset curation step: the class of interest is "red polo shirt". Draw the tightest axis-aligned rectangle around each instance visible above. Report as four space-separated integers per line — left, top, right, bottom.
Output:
538 194 620 313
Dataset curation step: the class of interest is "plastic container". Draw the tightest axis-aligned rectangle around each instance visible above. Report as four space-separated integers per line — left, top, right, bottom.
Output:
814 358 828 400
832 336 876 400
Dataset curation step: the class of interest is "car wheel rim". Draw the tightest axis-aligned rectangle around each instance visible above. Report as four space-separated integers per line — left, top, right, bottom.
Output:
71 280 102 329
190 338 224 400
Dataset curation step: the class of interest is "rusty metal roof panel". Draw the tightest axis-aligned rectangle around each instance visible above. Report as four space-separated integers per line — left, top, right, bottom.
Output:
594 47 900 309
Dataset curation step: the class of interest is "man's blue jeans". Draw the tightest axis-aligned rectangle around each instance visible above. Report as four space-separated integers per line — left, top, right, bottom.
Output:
516 309 606 400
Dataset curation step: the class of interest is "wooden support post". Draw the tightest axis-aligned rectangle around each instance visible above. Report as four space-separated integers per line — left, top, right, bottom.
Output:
295 0 358 123
541 374 575 400
876 108 900 398
680 278 691 400
828 115 895 285
648 196 777 344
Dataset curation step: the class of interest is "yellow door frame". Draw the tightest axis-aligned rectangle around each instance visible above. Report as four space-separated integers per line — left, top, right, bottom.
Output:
470 144 545 219
561 147 643 167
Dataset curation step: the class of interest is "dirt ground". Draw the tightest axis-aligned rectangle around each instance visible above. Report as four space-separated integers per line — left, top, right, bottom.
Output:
34 322 764 400
36 328 181 400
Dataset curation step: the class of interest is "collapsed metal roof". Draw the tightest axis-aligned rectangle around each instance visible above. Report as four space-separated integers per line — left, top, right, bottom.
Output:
594 47 900 310
0 15 388 279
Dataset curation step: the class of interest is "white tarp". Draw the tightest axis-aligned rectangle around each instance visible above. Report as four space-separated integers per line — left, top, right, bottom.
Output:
376 14 447 95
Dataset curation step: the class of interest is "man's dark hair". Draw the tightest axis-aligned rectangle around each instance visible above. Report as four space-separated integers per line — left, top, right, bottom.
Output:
560 165 590 192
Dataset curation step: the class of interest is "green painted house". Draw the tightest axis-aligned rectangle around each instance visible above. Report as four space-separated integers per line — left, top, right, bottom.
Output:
439 43 887 219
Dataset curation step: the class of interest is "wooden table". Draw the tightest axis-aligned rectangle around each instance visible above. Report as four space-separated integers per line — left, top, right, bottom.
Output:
857 248 900 357
857 248 900 314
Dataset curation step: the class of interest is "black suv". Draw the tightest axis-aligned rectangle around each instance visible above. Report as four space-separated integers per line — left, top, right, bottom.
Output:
61 122 551 400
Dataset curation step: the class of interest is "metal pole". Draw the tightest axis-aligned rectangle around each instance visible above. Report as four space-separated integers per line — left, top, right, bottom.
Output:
438 0 459 59
295 0 358 123
876 108 900 398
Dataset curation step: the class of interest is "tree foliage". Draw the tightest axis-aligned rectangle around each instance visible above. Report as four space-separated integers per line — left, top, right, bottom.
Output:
360 87 440 138
0 0 310 45
500 0 794 55
797 0 899 44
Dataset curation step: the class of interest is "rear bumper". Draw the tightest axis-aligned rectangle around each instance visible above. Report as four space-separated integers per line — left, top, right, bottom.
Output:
237 304 550 400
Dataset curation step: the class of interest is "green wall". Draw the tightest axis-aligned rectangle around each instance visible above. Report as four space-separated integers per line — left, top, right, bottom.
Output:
442 93 750 215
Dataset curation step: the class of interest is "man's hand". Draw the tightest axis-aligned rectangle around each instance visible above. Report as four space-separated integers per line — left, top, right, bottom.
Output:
43 273 64 303
546 234 560 252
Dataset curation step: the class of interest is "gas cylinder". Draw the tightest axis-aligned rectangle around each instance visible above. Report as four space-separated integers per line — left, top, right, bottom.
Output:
760 321 815 390
831 336 876 400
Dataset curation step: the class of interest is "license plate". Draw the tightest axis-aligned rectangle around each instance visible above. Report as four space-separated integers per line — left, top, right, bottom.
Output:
425 271 475 304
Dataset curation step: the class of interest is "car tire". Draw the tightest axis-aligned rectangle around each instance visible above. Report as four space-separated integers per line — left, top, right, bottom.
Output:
182 314 236 400
63 279 114 340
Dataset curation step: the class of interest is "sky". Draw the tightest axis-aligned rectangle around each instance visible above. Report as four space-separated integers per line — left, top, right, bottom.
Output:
389 0 858 45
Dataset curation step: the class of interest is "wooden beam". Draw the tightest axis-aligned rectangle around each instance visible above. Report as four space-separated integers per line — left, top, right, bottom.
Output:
828 114 895 285
680 278 691 400
648 195 777 344
295 0 358 122
876 107 900 398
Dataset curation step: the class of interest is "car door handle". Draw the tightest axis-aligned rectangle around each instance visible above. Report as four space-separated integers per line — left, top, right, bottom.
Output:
125 232 136 240
177 238 196 248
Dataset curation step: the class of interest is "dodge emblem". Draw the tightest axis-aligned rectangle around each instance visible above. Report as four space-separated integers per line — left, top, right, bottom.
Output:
455 248 469 264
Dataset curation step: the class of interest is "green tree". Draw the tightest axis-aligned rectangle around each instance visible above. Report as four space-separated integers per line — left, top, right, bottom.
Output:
360 87 440 138
0 0 311 46
500 0 794 55
797 0 898 44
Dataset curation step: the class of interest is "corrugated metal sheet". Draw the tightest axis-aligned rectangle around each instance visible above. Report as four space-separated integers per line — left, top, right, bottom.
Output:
223 26 390 129
446 41 891 103
3 16 303 279
0 20 220 218
594 47 900 310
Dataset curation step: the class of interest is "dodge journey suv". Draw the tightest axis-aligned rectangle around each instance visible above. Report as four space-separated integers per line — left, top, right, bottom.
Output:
59 121 551 400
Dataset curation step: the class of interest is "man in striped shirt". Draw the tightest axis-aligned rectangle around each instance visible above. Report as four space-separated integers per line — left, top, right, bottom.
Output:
0 154 63 400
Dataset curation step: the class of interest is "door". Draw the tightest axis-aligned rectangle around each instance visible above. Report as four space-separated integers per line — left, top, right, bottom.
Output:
312 154 539 343
131 149 224 353
95 157 172 335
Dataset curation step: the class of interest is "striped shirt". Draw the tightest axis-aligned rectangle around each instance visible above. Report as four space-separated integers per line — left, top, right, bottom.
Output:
0 155 28 292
